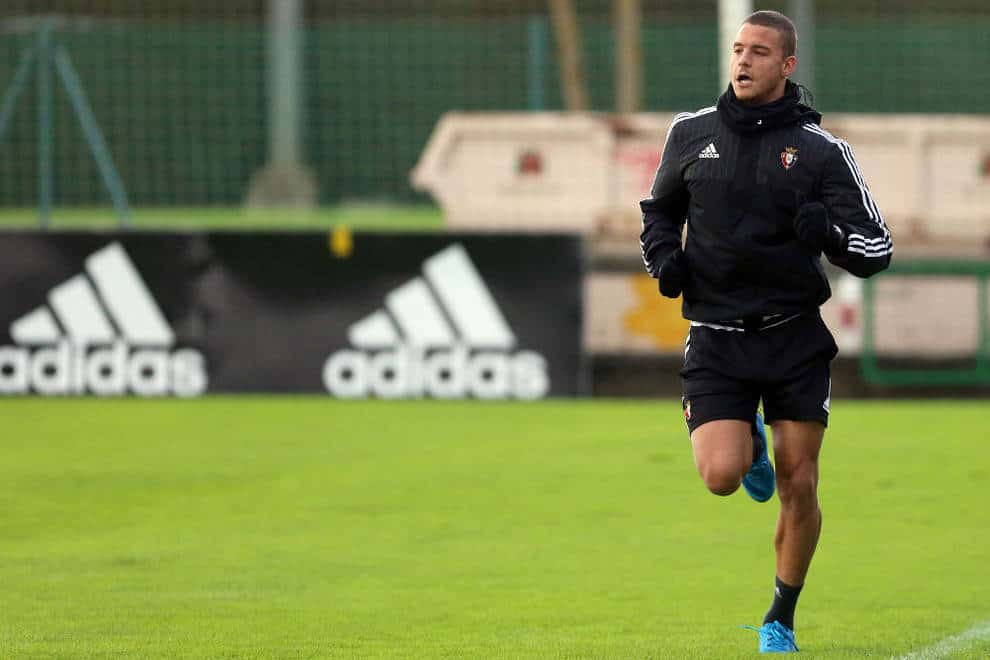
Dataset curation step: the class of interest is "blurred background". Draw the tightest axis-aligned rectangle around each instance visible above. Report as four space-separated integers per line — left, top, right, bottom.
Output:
1 0 989 397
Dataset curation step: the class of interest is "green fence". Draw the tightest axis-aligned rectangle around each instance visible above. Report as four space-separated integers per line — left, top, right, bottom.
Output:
1 15 989 207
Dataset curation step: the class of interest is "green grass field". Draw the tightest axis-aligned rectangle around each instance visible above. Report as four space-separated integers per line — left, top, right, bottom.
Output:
0 399 987 658
0 205 444 231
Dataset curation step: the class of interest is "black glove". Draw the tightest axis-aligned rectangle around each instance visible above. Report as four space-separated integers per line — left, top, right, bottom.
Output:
793 201 847 255
657 248 687 298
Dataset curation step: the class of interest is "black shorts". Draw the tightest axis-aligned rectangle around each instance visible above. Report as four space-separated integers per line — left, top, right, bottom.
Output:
680 312 838 433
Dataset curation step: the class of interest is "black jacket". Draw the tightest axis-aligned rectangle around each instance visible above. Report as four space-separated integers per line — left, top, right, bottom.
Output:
640 82 892 322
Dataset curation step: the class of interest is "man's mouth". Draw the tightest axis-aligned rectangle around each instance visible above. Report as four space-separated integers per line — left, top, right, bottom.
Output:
735 73 753 87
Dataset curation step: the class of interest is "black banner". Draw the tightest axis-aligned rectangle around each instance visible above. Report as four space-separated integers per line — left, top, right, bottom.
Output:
0 231 584 398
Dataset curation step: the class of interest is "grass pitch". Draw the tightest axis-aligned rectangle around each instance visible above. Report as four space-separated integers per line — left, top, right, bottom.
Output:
0 399 987 658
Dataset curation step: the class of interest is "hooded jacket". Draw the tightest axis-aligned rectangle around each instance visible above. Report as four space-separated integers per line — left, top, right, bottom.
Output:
639 81 892 323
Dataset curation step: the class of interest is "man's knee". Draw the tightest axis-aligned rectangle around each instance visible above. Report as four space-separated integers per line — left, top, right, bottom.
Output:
699 462 744 496
777 465 818 509
690 419 753 496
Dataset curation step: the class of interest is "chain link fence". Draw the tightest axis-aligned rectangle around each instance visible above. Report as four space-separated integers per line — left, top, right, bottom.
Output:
0 1 988 207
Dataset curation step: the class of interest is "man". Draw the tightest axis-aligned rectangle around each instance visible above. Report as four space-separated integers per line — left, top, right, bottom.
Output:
639 10 892 654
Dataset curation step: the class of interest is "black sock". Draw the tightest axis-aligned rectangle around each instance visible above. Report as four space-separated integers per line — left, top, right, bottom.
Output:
763 576 802 630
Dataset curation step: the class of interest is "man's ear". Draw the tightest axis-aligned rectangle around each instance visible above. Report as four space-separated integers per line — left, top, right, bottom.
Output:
783 55 797 78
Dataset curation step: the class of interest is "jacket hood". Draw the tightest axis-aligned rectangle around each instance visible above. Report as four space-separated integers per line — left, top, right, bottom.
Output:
717 80 822 134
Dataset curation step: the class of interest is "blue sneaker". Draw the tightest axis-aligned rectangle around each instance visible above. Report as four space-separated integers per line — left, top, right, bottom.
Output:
742 412 775 502
743 621 799 653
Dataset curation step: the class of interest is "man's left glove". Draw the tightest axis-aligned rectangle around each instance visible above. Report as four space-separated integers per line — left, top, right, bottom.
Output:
793 201 847 256
657 248 687 298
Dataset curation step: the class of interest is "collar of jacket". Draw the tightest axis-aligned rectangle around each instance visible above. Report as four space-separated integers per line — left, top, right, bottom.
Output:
716 80 822 134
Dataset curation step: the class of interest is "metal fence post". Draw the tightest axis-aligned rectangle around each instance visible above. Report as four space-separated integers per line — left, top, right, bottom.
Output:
54 46 132 226
38 19 54 229
527 17 548 111
0 44 37 146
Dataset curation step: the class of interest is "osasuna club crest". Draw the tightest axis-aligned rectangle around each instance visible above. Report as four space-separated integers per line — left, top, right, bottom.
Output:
781 146 799 170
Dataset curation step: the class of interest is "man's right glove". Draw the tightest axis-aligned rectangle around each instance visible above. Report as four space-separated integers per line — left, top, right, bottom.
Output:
657 248 687 298
793 201 847 256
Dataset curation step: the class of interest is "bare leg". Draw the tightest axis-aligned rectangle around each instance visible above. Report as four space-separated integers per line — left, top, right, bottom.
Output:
690 419 753 496
770 420 824 585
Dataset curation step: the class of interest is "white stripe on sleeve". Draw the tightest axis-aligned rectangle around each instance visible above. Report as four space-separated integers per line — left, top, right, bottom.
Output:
802 124 892 257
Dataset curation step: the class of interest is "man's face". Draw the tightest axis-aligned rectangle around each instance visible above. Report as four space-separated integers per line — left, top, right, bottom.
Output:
730 23 796 106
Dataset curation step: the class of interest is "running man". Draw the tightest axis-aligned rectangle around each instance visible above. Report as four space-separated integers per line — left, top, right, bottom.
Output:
639 10 892 653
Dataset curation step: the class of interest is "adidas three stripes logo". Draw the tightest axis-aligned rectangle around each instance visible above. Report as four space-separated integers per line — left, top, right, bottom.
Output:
1 243 206 397
698 142 719 159
323 244 550 400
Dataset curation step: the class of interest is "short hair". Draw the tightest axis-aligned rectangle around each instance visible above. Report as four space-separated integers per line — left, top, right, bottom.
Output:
744 10 797 58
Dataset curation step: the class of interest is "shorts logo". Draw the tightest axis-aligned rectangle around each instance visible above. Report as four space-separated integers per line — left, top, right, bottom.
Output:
781 146 799 170
683 399 692 421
